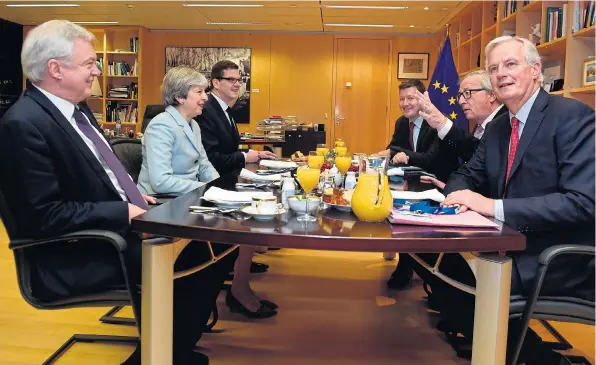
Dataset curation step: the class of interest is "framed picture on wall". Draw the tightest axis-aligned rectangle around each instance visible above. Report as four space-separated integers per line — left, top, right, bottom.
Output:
165 46 252 123
581 57 596 87
397 53 429 80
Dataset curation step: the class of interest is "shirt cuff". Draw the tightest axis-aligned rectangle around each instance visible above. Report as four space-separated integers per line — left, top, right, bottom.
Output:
437 118 453 140
494 199 505 222
241 151 246 161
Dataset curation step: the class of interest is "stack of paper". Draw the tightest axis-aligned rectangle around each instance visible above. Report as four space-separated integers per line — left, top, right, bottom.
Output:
388 209 499 229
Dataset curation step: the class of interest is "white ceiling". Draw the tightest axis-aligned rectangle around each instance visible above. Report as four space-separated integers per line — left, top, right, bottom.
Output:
0 1 469 34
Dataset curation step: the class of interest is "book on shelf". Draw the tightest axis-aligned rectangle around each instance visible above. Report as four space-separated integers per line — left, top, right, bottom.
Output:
107 82 137 99
107 61 137 76
572 1 595 32
504 0 518 18
106 101 137 124
545 5 567 42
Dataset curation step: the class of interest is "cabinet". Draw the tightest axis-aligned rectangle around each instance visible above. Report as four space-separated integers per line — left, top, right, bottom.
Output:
0 19 22 119
86 26 145 134
282 130 326 157
447 0 595 109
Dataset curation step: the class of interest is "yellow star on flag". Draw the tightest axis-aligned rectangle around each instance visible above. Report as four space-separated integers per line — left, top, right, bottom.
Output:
433 80 441 89
448 96 456 105
449 111 457 120
441 84 449 94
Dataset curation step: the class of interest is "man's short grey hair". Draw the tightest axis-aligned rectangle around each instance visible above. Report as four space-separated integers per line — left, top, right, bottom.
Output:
21 20 95 83
485 36 543 83
460 69 493 92
161 67 209 106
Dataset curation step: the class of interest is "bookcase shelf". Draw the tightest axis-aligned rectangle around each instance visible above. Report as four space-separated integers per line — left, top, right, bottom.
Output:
88 26 145 133
445 1 595 110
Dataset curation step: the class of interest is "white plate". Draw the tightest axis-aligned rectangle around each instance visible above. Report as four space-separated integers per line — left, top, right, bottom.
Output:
241 206 287 221
202 198 251 209
329 203 352 213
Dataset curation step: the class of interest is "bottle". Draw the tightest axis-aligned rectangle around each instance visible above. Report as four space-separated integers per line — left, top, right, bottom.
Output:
115 119 122 136
281 177 296 209
344 171 357 190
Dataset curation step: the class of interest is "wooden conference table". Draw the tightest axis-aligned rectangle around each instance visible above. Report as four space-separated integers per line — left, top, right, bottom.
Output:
132 169 526 365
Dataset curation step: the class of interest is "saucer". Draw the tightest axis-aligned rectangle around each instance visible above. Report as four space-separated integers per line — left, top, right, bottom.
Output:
202 197 251 209
241 206 287 221
328 203 352 213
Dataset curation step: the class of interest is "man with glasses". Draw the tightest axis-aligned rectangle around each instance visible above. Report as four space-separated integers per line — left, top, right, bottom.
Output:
199 60 277 175
418 70 506 164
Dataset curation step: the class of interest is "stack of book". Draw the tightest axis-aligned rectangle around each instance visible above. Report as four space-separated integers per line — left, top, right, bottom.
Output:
107 83 137 99
256 116 284 140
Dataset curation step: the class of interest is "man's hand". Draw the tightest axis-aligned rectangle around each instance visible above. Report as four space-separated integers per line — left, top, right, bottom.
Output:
258 150 278 160
416 91 448 130
128 203 146 223
245 150 260 163
378 149 391 156
142 195 157 205
442 189 494 217
391 152 409 164
420 175 445 190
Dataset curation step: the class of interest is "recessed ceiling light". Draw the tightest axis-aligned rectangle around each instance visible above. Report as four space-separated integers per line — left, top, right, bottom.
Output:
410 25 414 28
7 3 80 6
325 23 394 28
184 3 264 7
73 21 119 24
424 6 429 10
206 21 271 25
323 5 407 10
442 7 448 10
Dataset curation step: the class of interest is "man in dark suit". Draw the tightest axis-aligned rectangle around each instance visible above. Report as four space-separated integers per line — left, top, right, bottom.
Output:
379 79 460 182
198 60 276 175
436 36 594 365
420 69 507 163
0 20 234 365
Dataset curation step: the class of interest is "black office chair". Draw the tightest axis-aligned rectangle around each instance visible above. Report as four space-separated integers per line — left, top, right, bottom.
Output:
508 245 595 365
0 189 140 365
105 138 221 332
141 104 166 133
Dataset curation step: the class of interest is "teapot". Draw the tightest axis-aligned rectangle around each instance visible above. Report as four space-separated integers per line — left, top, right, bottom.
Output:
351 154 393 222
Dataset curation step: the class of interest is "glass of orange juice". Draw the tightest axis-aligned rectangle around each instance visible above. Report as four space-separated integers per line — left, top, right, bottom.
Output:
316 143 329 157
335 154 352 175
334 138 346 148
335 146 348 157
297 167 321 222
308 151 324 169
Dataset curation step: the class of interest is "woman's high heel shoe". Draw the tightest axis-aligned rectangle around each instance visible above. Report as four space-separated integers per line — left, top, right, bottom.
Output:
226 291 277 319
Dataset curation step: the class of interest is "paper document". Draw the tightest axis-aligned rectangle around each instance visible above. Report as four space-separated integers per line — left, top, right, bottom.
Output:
389 209 499 229
391 189 445 203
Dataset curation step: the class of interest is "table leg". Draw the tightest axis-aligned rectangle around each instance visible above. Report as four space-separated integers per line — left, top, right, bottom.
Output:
471 254 512 365
142 242 174 365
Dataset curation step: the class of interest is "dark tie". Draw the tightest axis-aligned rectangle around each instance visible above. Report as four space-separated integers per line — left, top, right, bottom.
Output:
505 117 520 182
226 107 240 137
408 121 415 150
73 108 149 209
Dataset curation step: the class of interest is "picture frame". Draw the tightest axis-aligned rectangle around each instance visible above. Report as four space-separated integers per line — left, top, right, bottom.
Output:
397 53 429 80
581 57 596 87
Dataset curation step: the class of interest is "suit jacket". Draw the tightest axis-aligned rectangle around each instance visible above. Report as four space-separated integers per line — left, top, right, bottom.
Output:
0 82 134 299
441 104 509 162
387 116 460 181
137 105 219 195
198 94 244 175
444 89 595 298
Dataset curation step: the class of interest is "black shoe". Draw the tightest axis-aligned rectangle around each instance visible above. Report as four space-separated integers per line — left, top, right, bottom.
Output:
190 351 209 365
250 261 269 273
260 299 278 309
387 265 413 289
225 291 277 319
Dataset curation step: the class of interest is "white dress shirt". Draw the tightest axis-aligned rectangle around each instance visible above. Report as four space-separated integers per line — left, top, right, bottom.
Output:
34 84 128 201
493 88 539 222
438 104 504 140
409 116 423 152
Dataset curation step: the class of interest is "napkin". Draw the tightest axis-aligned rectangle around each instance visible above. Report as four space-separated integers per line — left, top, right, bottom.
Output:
239 168 290 182
203 186 273 203
391 189 445 203
259 160 298 169
387 167 404 176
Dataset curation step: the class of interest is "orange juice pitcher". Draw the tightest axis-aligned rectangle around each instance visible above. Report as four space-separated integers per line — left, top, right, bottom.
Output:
351 155 393 222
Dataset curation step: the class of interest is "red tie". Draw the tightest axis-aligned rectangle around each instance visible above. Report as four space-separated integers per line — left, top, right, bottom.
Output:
409 121 415 150
506 117 520 182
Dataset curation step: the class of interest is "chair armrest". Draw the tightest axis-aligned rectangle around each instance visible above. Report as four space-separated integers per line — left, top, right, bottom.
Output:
538 244 595 266
9 229 128 252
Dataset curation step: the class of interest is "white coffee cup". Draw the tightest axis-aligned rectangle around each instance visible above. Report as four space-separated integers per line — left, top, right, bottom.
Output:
251 196 278 214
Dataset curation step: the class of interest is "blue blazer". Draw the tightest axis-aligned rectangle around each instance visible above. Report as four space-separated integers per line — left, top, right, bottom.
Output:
137 105 219 195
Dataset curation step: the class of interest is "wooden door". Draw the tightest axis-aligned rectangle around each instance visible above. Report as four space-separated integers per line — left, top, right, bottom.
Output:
333 38 391 154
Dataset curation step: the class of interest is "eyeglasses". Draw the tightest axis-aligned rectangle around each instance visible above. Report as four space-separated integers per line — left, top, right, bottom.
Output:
457 88 485 101
217 77 244 84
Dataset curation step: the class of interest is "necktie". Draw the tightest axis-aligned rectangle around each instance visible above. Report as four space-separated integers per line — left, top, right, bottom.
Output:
73 108 149 209
408 121 415 151
473 124 484 139
226 107 240 137
505 117 520 182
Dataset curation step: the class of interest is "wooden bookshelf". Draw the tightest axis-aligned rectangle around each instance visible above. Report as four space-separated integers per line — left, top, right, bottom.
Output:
446 1 595 110
89 26 145 133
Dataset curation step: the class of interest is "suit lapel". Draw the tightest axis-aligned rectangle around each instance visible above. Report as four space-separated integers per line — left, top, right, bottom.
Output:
26 85 120 197
417 120 430 151
165 106 201 154
497 120 511 197
507 90 548 183
209 94 239 144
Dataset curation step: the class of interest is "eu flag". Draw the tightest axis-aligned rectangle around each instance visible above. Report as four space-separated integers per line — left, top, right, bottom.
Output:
428 36 467 131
